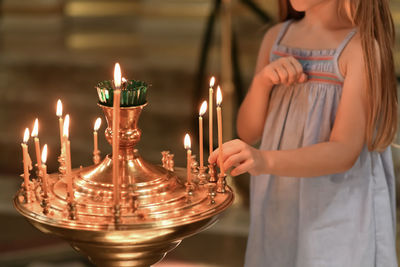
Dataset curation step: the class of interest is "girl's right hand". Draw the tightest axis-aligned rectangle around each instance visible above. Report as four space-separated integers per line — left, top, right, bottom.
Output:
255 56 307 87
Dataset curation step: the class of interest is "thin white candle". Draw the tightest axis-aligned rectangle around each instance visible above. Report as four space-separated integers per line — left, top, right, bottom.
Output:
113 63 122 206
209 77 215 156
56 100 64 154
93 117 102 154
41 144 49 197
21 128 31 191
184 134 192 184
63 114 74 201
31 118 42 167
199 101 207 169
216 86 225 176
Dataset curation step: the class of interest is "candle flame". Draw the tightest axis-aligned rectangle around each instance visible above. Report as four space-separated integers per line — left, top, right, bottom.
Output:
31 118 39 137
114 63 122 89
56 99 63 117
216 86 222 106
94 117 102 131
184 133 191 150
199 101 207 116
63 114 70 138
209 76 215 88
23 128 30 143
41 144 48 164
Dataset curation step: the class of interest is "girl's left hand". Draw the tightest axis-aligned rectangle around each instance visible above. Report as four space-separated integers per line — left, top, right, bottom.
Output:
208 139 268 176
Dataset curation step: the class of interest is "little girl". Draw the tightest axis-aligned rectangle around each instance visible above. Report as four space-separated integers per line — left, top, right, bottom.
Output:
209 0 398 266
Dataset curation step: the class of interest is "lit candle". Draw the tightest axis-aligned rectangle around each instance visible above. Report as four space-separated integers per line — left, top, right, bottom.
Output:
209 77 215 156
21 128 31 191
31 118 42 167
63 114 73 201
41 144 49 197
216 86 225 176
93 117 102 154
184 134 192 184
56 100 64 153
113 63 122 206
199 101 207 169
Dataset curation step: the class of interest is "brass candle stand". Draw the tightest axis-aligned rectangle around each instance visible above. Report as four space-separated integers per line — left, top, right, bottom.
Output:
14 101 234 267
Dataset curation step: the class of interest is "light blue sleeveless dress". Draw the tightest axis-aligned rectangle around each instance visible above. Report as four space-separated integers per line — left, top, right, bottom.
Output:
244 20 397 267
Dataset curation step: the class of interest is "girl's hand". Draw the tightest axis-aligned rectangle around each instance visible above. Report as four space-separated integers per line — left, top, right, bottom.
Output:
255 56 307 87
208 139 268 176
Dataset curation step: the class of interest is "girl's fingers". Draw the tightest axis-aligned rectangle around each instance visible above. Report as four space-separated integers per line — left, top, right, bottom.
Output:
208 139 244 164
298 73 308 83
231 160 253 176
288 57 303 81
223 151 247 171
282 60 297 85
275 66 288 84
268 68 280 84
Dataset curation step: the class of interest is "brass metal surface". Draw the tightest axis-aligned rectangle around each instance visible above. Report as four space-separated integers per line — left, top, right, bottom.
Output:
14 103 234 267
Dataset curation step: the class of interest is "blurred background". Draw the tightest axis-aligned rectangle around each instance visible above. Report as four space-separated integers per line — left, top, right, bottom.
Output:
0 0 399 266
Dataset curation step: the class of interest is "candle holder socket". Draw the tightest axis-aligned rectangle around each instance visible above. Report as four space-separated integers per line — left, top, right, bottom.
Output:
208 163 217 183
166 154 175 171
113 204 121 224
217 173 227 193
93 150 101 165
185 182 195 196
207 183 217 205
198 167 209 185
67 201 77 220
58 154 66 176
161 151 170 169
41 195 50 215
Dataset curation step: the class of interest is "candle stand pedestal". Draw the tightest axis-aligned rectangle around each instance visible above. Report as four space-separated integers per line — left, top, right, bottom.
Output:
14 102 234 267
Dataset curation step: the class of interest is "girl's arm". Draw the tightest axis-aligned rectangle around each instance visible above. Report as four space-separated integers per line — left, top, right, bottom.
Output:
237 24 307 144
210 35 368 177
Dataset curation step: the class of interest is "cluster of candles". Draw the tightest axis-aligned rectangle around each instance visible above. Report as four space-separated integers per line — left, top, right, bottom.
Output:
19 62 225 207
20 100 102 203
184 76 225 184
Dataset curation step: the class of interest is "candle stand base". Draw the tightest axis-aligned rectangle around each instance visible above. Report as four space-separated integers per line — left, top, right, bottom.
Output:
14 103 234 267
217 174 227 193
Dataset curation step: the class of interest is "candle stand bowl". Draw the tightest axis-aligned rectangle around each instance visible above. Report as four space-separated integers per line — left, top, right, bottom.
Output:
14 103 234 267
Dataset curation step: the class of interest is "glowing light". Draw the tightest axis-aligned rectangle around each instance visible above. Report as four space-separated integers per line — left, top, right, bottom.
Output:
114 63 122 89
63 114 70 138
216 86 222 106
94 117 102 131
209 76 215 87
56 99 63 117
41 144 48 164
199 101 207 116
31 118 39 137
184 133 191 150
23 128 30 143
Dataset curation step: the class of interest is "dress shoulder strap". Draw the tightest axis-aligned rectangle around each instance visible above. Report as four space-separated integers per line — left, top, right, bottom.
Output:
273 20 293 48
333 29 358 81
270 20 293 62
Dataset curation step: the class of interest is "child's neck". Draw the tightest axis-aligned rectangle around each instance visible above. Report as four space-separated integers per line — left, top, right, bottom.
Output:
301 0 353 31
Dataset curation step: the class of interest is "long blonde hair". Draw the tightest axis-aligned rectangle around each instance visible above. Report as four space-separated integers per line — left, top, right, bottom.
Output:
279 0 398 151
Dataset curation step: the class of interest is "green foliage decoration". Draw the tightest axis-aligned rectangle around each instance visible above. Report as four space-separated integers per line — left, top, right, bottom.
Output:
96 80 148 107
